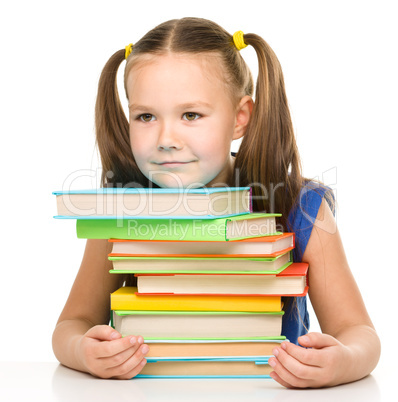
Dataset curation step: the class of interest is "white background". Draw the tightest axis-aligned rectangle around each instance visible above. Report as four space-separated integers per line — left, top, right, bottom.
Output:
0 0 396 379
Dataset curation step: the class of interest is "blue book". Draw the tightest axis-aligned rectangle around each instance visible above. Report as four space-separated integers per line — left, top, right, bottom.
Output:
53 187 252 219
136 356 273 378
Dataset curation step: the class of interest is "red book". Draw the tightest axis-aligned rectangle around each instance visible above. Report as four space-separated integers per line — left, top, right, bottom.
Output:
135 263 309 296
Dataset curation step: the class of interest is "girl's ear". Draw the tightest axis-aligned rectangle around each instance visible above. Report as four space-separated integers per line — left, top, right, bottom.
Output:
233 95 254 140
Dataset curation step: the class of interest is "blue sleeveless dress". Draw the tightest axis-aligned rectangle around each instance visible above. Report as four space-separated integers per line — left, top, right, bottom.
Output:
282 182 331 344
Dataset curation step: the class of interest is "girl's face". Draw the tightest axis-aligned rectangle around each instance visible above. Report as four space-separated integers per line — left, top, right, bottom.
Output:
126 54 251 188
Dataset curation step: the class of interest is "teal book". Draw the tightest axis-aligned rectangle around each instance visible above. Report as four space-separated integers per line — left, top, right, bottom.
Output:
136 356 273 378
76 213 281 241
53 187 252 219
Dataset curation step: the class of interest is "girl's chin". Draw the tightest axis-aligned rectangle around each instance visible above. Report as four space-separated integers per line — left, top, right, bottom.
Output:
149 172 212 189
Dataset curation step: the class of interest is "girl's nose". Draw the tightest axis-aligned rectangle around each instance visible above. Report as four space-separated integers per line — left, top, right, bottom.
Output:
156 123 183 151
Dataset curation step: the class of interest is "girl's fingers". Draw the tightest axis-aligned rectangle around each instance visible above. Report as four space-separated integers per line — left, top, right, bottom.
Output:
269 355 305 388
298 332 340 349
96 335 144 358
269 370 295 389
100 339 146 369
85 325 121 342
270 347 319 382
278 333 343 369
104 343 149 378
114 356 148 380
278 341 322 367
269 334 346 388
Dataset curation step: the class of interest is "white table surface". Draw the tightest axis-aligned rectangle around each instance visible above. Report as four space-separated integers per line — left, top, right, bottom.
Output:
0 361 394 402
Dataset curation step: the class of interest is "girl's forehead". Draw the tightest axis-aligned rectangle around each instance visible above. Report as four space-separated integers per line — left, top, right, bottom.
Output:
127 52 224 77
125 52 234 104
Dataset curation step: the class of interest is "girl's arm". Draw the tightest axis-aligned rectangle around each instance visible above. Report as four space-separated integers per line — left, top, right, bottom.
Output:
269 199 381 388
52 239 149 379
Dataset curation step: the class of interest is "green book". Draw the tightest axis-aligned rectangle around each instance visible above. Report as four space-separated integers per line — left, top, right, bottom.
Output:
108 252 292 274
76 213 282 241
112 310 284 339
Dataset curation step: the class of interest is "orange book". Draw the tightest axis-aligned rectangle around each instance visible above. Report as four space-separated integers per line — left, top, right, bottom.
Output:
109 251 293 274
109 233 294 257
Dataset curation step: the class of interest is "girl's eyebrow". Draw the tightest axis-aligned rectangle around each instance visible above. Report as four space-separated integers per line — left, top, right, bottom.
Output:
178 101 212 109
128 103 152 112
128 101 212 111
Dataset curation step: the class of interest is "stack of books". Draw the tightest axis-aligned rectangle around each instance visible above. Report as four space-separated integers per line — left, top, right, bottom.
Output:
54 187 308 378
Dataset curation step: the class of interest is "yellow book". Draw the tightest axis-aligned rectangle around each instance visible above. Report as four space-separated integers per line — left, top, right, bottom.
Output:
110 286 282 312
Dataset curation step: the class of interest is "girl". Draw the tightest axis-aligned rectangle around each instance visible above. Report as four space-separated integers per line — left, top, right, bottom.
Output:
52 17 380 387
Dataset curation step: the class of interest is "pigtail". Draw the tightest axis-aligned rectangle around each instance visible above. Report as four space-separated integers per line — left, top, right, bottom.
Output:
234 34 303 229
95 49 148 187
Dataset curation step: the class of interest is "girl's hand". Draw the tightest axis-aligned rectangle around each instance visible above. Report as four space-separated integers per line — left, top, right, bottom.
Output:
268 332 351 388
77 325 149 379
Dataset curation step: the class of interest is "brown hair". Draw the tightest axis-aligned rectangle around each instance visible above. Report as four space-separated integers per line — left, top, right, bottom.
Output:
95 17 304 231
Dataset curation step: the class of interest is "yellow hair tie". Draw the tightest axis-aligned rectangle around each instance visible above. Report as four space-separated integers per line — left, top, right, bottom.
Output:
125 43 133 60
233 31 247 51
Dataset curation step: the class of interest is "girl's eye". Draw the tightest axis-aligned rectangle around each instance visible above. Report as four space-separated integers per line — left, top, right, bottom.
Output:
183 112 200 121
139 114 155 122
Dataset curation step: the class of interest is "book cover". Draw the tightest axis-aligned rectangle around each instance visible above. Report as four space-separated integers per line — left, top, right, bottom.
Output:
53 187 252 219
110 286 282 312
143 338 285 358
108 251 292 274
76 213 282 241
112 310 284 339
108 232 294 257
136 356 272 378
135 262 309 296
